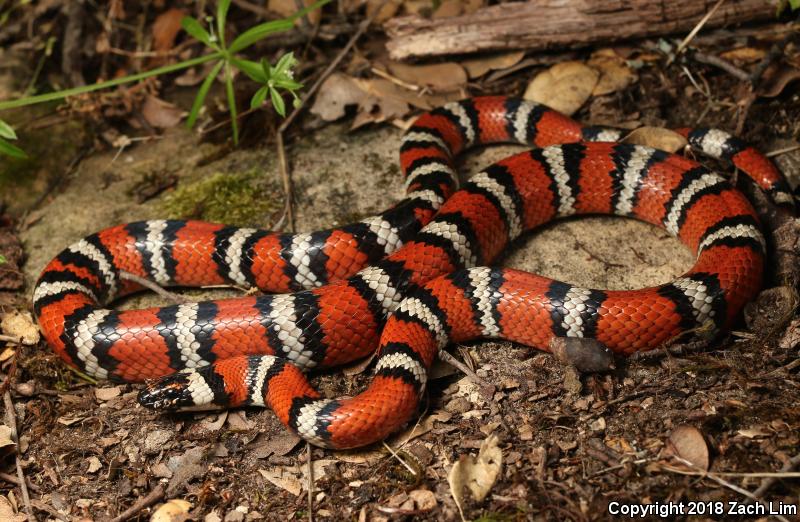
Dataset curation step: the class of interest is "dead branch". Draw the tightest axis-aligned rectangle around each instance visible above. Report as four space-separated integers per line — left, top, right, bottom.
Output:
385 0 774 60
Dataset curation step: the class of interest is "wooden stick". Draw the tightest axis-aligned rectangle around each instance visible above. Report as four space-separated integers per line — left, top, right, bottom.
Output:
3 391 32 519
384 0 773 60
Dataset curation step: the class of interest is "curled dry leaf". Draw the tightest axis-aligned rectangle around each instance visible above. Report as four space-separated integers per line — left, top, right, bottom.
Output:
588 48 637 96
759 65 800 98
142 96 185 129
1 310 40 346
367 0 402 23
150 499 192 522
524 61 599 116
0 495 26 522
448 433 503 515
719 47 766 64
622 127 688 153
94 386 122 402
0 425 15 455
408 489 437 511
385 61 467 92
461 51 525 79
152 8 185 53
311 73 366 122
665 425 709 471
268 0 322 25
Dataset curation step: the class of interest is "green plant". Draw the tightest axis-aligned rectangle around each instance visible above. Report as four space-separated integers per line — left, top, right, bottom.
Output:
0 0 329 157
778 0 800 14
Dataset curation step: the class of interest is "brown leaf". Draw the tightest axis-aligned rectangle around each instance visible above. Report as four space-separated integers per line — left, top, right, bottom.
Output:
666 425 709 471
386 61 467 92
622 127 688 153
719 47 766 64
433 0 484 18
310 73 367 122
462 51 525 79
142 96 185 129
1 311 40 346
524 61 599 116
151 499 192 522
758 65 800 98
588 49 637 96
367 0 402 22
152 8 185 53
448 433 503 515
269 0 322 25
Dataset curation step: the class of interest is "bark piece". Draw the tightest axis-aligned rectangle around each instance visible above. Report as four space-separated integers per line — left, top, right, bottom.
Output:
385 0 773 60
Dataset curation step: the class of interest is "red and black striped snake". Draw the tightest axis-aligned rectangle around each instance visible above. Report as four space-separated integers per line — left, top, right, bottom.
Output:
33 97 794 449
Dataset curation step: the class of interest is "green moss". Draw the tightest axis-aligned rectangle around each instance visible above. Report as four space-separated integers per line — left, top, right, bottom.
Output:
161 170 282 227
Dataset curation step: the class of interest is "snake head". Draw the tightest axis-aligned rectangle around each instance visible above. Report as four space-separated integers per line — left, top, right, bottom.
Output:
138 368 219 411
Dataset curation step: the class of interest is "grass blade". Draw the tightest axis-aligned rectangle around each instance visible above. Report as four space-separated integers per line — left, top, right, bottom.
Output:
217 0 232 47
228 19 294 53
186 59 224 129
0 138 27 159
0 119 17 140
224 64 239 144
181 17 214 48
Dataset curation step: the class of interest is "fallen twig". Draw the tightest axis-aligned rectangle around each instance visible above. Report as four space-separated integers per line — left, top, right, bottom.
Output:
307 442 314 522
3 391 32 520
672 0 727 60
438 349 490 389
662 457 791 522
382 441 418 476
692 51 750 82
751 452 800 500
109 484 165 522
119 270 187 304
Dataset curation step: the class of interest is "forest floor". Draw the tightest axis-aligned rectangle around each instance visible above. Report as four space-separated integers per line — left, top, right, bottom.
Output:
0 2 799 521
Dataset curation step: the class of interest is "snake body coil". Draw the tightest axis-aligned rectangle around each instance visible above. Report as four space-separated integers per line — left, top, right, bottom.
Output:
33 97 793 448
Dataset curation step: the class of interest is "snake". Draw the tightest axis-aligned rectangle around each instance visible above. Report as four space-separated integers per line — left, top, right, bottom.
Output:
33 96 794 449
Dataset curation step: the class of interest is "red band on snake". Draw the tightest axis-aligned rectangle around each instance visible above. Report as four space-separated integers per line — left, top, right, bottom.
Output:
33 96 794 449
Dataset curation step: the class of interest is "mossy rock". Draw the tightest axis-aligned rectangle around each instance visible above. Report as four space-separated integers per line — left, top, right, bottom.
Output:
161 170 282 227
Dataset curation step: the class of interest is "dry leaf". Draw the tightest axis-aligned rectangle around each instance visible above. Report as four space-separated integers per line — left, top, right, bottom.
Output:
737 427 770 439
759 65 800 98
258 460 336 496
95 386 122 402
524 61 599 116
386 61 467 91
622 127 687 153
1 311 40 346
666 425 709 471
0 425 15 455
87 456 102 473
269 0 322 25
720 47 766 64
588 49 637 96
142 96 185 129
357 77 460 111
432 0 484 18
408 489 437 511
0 495 26 522
462 51 525 79
250 432 301 459
152 8 185 52
311 73 368 122
259 467 303 496
151 499 192 522
367 0 402 23
448 434 503 516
